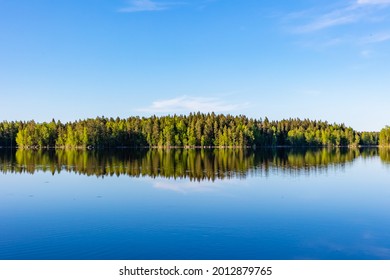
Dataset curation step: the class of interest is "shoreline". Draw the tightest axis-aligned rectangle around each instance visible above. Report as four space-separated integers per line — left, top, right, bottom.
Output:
0 145 384 150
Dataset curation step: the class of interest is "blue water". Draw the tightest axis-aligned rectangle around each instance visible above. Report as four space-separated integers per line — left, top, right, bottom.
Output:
1 150 390 259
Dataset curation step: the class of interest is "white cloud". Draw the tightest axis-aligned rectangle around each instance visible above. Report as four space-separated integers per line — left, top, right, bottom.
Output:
138 95 249 114
298 15 357 33
119 0 172 13
293 5 362 33
357 0 390 5
118 0 218 13
291 1 390 33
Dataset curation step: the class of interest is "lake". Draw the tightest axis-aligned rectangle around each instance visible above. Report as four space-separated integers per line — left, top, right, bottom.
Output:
0 148 390 260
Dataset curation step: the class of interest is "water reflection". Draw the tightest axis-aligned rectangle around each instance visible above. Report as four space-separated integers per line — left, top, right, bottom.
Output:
379 148 390 163
0 148 386 181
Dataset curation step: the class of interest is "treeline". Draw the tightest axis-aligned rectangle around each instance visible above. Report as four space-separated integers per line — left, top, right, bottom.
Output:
0 121 18 147
0 113 386 149
379 126 390 146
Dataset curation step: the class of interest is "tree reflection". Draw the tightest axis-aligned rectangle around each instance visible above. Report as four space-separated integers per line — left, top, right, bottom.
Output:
0 147 386 181
379 147 390 164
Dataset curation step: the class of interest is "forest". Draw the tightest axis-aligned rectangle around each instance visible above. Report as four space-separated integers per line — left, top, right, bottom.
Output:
0 113 387 149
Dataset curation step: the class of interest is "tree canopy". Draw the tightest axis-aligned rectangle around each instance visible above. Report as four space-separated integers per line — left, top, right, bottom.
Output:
379 126 390 146
0 113 384 149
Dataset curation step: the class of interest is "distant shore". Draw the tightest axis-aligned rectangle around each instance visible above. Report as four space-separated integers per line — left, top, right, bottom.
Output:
1 113 389 149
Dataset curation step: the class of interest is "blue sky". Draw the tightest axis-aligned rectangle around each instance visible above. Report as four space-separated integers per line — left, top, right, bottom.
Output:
0 0 389 131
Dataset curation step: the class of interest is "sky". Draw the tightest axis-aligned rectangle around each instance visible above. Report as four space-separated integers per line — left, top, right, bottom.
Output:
0 0 389 131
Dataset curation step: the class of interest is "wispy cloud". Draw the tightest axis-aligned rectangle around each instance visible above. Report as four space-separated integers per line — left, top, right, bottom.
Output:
119 0 176 13
299 17 355 33
293 6 360 33
290 0 390 33
357 0 390 5
138 95 249 114
119 0 218 13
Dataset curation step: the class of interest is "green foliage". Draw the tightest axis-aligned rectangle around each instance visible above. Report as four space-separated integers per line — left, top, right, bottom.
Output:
0 121 19 147
0 114 384 149
15 120 57 149
379 126 390 146
379 147 390 163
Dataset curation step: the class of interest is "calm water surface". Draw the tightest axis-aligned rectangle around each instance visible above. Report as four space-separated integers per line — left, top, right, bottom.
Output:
0 148 390 260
